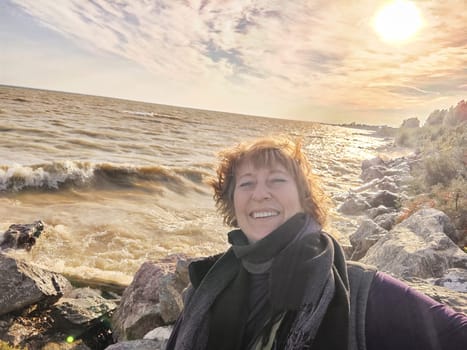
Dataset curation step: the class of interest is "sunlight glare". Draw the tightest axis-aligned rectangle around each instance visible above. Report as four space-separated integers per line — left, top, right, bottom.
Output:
374 1 422 42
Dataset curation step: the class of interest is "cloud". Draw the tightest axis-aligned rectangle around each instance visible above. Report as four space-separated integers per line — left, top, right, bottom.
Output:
7 0 467 123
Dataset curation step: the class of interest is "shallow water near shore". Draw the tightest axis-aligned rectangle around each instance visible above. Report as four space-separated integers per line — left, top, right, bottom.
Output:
0 85 391 286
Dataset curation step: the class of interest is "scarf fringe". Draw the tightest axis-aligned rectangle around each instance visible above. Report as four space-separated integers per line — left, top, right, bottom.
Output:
285 274 336 349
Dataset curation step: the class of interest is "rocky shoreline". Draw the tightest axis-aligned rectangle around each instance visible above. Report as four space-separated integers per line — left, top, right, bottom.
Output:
1 147 466 350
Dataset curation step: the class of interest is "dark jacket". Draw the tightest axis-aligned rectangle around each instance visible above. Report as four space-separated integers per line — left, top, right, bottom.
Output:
167 251 376 350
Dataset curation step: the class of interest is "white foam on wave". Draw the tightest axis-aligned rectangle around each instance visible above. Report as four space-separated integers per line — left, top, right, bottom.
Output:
0 161 95 191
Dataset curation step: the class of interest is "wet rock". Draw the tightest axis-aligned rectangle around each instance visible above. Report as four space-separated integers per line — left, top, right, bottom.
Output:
0 254 72 316
0 220 45 251
112 255 189 342
361 209 467 280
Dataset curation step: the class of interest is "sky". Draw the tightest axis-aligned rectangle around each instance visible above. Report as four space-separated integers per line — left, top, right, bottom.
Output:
1 0 466 126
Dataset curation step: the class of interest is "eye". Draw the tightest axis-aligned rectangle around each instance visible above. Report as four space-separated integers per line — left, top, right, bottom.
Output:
271 177 287 183
238 181 254 188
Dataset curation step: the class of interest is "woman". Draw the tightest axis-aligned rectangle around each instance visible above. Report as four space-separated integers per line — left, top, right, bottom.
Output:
167 136 467 350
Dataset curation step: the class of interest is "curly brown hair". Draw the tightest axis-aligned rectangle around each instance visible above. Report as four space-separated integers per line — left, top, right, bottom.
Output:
208 136 329 227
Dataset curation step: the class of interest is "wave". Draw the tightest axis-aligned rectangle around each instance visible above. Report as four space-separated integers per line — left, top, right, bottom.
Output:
0 161 211 192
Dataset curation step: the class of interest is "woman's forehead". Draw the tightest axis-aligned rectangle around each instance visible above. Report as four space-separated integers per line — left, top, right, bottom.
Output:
236 158 288 174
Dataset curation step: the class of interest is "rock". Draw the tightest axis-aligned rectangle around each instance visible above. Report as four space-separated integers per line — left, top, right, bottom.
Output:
367 190 400 209
0 220 45 251
143 325 172 349
63 273 127 296
360 166 386 182
52 294 117 327
352 178 382 193
51 292 117 349
0 286 115 349
0 254 72 316
337 194 371 215
111 262 165 341
375 177 399 193
373 212 398 231
349 219 388 261
41 340 91 349
366 206 395 219
432 268 467 293
158 273 184 325
341 244 354 259
400 208 460 244
144 325 172 340
361 209 467 280
104 339 162 350
112 255 189 342
404 277 467 314
361 156 385 171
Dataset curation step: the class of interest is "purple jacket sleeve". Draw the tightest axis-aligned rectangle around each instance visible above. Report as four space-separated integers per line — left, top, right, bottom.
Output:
365 271 467 350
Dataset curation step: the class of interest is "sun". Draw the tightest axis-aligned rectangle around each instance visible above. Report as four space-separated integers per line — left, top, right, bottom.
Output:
373 1 422 42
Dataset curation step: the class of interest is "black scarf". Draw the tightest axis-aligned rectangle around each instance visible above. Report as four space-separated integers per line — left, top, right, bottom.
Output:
168 213 351 350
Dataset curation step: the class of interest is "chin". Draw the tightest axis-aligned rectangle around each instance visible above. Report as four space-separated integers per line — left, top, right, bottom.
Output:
250 230 274 242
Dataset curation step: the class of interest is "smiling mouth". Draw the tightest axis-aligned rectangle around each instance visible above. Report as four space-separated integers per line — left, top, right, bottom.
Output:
251 211 279 219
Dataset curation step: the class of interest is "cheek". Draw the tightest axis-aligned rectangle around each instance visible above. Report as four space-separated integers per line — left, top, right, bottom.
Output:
287 188 303 211
233 191 242 214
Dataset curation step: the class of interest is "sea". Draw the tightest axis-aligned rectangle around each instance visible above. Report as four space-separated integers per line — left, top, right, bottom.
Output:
0 85 391 287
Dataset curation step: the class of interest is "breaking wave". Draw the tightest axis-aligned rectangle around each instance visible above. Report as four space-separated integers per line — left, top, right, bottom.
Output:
0 161 211 192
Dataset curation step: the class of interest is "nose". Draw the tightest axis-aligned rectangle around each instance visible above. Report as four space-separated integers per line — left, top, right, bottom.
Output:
251 181 271 201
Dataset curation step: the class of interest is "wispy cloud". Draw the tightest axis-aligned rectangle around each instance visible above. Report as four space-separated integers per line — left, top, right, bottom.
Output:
7 0 467 124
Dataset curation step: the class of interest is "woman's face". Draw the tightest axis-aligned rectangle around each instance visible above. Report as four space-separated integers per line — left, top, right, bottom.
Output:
233 160 303 243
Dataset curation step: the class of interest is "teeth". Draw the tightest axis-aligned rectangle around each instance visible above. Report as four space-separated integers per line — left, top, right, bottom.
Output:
252 211 278 218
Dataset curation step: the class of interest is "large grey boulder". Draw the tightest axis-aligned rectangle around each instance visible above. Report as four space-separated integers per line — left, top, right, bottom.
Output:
0 253 72 316
112 255 189 341
398 207 460 244
361 209 467 280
